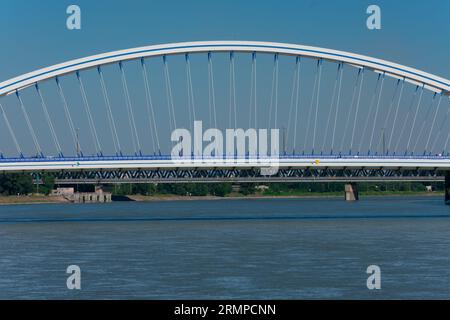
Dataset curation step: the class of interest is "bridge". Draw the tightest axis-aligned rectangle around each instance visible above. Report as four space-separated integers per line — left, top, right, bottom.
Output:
0 41 449 202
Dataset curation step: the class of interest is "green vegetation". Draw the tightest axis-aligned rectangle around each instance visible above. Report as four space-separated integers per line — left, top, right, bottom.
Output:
36 173 55 195
0 172 444 198
111 183 232 197
0 173 55 196
261 182 444 197
0 173 34 195
111 181 443 197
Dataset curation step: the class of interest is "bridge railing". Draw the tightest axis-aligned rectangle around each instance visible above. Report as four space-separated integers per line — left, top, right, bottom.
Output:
1 154 450 163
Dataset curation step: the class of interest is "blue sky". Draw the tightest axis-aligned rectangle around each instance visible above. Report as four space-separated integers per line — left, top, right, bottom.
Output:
0 0 449 156
1 0 449 78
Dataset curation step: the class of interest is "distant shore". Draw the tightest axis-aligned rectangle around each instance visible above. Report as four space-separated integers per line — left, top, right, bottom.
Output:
127 193 342 202
0 191 443 205
128 192 443 202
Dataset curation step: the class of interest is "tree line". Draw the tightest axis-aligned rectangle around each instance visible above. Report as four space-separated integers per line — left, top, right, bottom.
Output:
0 173 444 197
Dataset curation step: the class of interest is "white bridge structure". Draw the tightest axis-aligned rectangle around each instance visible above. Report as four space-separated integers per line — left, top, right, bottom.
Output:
0 156 448 172
0 41 450 200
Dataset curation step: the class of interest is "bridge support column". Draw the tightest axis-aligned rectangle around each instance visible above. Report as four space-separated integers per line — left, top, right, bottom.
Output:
345 183 359 201
445 172 450 205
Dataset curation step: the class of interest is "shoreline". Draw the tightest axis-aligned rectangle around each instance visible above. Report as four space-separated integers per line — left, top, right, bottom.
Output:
0 192 444 205
127 192 444 202
127 194 343 202
0 195 70 206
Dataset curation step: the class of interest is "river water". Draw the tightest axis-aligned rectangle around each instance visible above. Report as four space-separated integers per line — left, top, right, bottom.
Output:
0 196 449 299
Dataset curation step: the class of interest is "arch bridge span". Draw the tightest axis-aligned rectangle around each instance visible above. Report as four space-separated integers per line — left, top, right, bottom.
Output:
1 41 450 97
0 41 450 175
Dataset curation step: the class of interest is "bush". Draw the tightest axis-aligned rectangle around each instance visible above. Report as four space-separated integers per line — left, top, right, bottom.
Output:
208 183 232 197
0 173 34 195
240 183 255 195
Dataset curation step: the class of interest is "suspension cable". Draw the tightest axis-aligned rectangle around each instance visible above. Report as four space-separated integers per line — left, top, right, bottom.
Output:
185 56 193 131
248 53 254 128
98 66 121 155
443 130 450 154
55 77 79 155
253 52 257 128
287 57 299 152
249 52 258 128
229 53 233 129
322 62 340 153
412 92 437 153
142 58 161 154
406 85 425 154
293 57 301 154
359 73 382 151
340 67 362 153
207 52 218 129
274 53 279 130
377 79 401 153
77 71 102 156
304 60 319 153
208 53 215 128
368 73 385 152
0 102 22 155
394 85 419 153
231 53 237 129
387 78 405 153
186 54 196 130
424 93 443 153
185 54 197 156
35 84 63 156
268 54 277 129
119 62 141 155
312 59 323 154
331 63 344 154
15 91 42 157
430 97 450 152
349 67 365 154
229 52 237 129
163 55 177 133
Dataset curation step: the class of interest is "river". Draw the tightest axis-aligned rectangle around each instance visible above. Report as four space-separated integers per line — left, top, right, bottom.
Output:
0 196 449 299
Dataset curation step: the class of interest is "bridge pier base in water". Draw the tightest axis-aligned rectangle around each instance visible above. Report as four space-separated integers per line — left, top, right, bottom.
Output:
345 183 359 201
446 172 450 205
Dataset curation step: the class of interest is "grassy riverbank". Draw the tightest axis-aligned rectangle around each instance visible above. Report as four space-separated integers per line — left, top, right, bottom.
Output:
0 195 69 205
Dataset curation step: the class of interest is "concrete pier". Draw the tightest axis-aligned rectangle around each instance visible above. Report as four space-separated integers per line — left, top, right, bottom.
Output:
446 172 450 205
53 186 112 203
345 183 359 201
70 192 112 203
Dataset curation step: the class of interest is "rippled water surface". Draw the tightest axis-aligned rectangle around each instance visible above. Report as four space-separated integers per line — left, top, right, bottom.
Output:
1 196 450 299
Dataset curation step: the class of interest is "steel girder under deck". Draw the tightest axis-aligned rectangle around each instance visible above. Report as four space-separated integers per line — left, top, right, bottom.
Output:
43 168 447 184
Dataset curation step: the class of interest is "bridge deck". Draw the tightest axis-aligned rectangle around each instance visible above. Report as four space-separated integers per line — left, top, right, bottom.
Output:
1 155 450 172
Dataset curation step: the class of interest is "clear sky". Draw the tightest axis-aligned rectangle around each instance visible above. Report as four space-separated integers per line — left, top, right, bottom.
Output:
2 0 449 78
0 0 449 156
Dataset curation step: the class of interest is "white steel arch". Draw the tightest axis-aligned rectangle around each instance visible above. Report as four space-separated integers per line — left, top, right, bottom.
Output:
1 41 450 97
